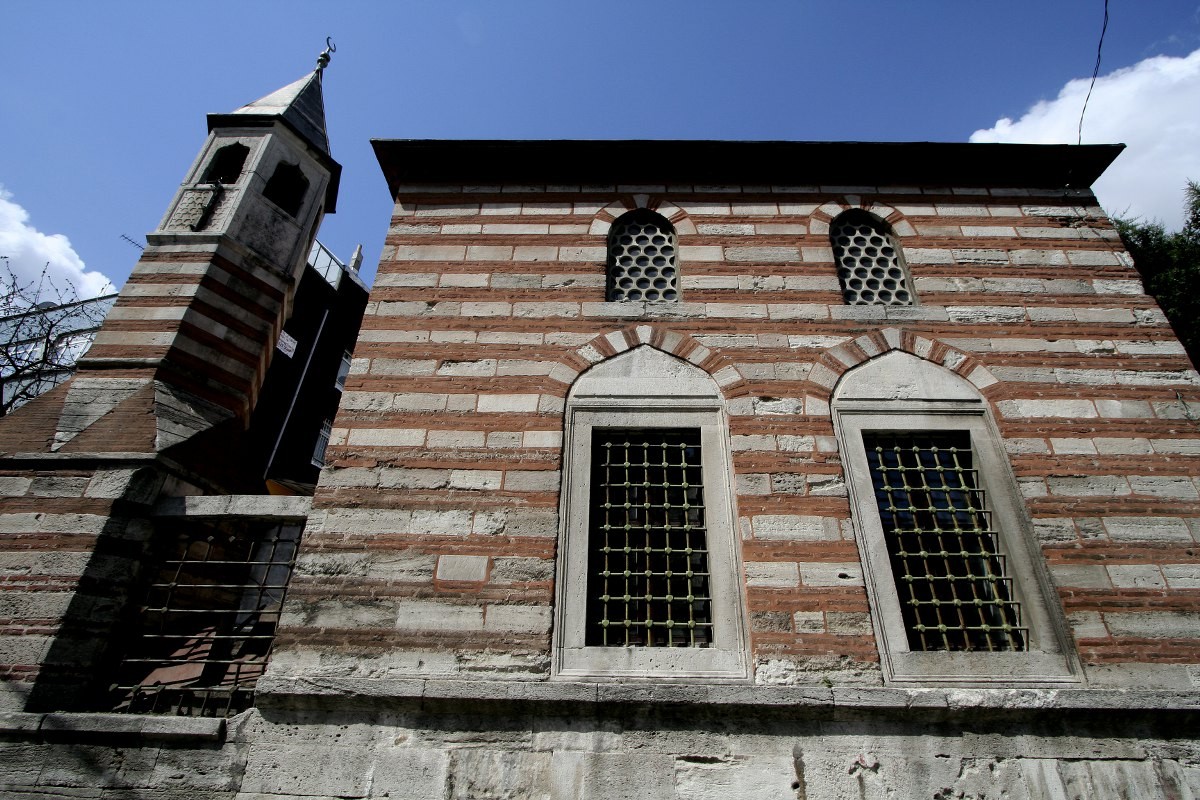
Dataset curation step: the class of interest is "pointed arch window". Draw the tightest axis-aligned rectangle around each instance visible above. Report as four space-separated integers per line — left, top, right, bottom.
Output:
553 345 748 680
830 210 913 305
833 351 1078 686
202 143 250 185
607 209 679 302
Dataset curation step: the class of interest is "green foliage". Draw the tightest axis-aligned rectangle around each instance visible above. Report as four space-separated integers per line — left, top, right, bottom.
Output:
1115 181 1200 367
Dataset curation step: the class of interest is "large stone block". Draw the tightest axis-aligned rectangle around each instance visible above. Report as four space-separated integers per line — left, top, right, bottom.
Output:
745 562 800 588
437 555 490 582
1104 611 1200 638
368 747 449 799
675 755 793 800
240 742 376 797
447 749 553 800
751 515 841 541
549 751 674 800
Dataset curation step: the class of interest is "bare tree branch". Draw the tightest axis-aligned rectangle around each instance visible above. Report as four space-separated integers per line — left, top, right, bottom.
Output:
0 257 117 417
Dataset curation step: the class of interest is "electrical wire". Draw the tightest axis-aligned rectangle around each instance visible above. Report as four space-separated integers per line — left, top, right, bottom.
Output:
1077 0 1110 145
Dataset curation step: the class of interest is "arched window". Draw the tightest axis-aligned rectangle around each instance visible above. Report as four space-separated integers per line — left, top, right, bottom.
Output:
201 143 250 184
606 209 679 302
553 345 748 679
262 162 309 218
833 351 1078 686
830 210 913 306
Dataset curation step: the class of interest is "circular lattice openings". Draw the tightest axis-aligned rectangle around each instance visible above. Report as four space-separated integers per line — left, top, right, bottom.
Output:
830 211 913 306
606 209 679 302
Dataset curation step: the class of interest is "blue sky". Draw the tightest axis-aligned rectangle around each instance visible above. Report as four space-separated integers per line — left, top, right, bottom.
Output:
2 1 1199 297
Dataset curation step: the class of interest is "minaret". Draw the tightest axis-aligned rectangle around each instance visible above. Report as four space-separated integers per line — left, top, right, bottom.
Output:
0 49 341 711
50 46 341 475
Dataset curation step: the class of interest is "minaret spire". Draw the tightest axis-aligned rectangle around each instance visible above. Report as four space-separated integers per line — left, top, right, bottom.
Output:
317 37 336 74
206 48 338 163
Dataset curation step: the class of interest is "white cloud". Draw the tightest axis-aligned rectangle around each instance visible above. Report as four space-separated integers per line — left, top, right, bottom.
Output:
0 185 114 303
971 48 1200 231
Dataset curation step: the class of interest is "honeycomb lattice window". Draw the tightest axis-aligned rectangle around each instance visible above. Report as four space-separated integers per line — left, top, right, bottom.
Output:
831 211 913 305
607 210 679 302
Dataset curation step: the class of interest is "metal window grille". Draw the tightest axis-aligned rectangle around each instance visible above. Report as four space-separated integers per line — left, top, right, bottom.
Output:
587 429 712 647
312 418 333 468
110 520 301 717
863 431 1027 652
607 211 679 302
831 213 913 305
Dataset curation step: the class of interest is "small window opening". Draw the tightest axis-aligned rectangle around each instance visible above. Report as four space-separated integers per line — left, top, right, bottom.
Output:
607 209 679 302
109 519 301 717
831 211 913 305
586 428 713 647
334 350 352 391
201 143 250 185
312 418 333 467
862 430 1027 652
262 162 309 218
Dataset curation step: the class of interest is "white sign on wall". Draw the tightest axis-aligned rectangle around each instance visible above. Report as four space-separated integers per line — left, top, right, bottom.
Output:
276 331 298 358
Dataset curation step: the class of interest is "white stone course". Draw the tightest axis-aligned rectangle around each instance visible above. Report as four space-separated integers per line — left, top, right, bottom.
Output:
751 515 841 541
1102 517 1194 542
436 555 490 582
745 561 800 588
798 563 864 587
484 604 551 633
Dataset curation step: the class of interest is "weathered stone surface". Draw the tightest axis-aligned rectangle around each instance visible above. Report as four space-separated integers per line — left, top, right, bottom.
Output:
448 749 553 800
674 755 790 800
240 742 376 796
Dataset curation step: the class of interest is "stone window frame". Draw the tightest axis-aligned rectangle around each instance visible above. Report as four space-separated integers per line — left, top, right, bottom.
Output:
552 346 750 681
833 354 1080 687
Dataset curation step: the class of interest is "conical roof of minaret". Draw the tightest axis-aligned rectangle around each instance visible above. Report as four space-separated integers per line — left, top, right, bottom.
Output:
207 63 341 210
207 69 333 159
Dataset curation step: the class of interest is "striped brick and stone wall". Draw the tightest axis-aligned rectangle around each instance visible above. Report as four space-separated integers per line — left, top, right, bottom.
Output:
86 244 294 426
0 464 164 711
273 180 1200 692
0 107 336 711
3 136 1200 798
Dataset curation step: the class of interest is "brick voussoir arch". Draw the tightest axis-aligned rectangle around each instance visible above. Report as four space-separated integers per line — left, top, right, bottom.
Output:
588 197 697 236
808 196 916 237
548 324 747 396
807 327 998 400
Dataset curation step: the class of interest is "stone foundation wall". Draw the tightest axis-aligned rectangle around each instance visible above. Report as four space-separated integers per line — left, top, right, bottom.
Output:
2 691 1198 798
